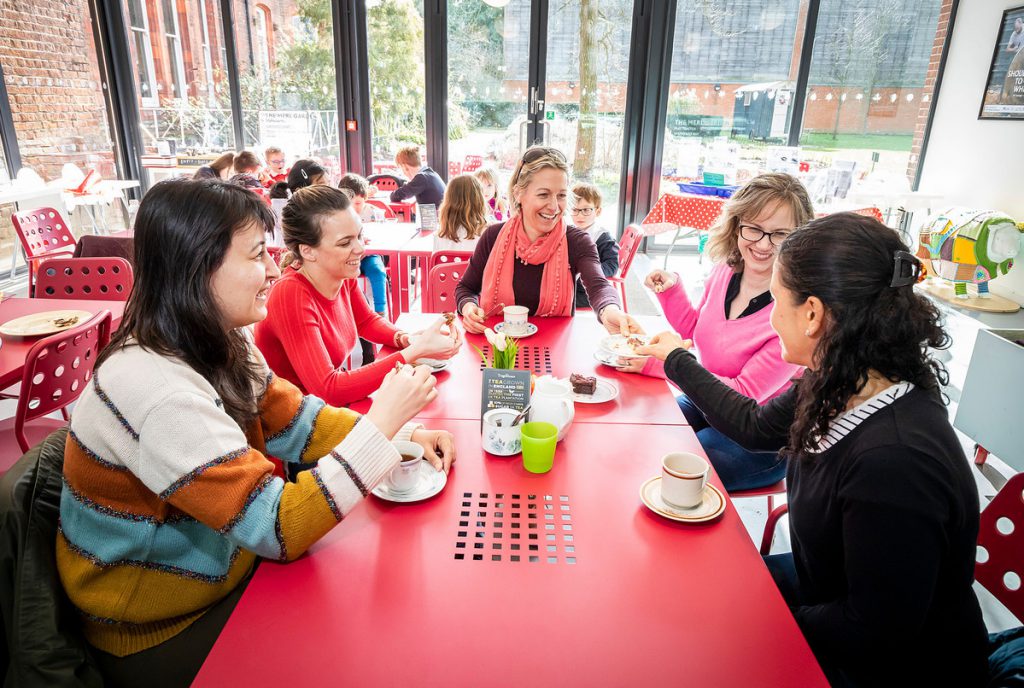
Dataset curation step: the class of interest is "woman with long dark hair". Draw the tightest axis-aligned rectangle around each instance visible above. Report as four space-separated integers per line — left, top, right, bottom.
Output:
639 213 988 687
58 179 451 686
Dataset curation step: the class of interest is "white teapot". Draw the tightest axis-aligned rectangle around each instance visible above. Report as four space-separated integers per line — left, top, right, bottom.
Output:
529 376 575 441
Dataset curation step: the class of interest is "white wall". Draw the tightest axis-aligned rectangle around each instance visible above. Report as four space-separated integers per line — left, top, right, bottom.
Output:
918 0 1024 304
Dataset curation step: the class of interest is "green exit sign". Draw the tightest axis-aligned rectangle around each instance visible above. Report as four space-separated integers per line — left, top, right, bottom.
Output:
545 110 555 121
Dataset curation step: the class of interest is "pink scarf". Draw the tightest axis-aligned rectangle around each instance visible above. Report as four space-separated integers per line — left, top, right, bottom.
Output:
480 214 573 317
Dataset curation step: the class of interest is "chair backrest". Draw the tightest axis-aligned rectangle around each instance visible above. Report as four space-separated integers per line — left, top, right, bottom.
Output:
425 262 468 313
428 250 474 273
35 257 134 301
366 198 396 219
462 155 484 173
11 207 77 259
851 207 884 223
15 311 112 453
617 224 644 280
367 174 403 192
976 472 1024 621
448 161 463 178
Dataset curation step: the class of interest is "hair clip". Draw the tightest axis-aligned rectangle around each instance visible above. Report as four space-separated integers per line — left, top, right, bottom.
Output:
889 250 921 288
300 169 309 180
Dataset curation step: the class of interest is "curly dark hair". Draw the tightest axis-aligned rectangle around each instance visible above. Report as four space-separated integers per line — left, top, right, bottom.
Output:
776 212 950 458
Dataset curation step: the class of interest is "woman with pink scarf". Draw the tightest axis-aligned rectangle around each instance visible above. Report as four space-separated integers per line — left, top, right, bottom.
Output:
455 146 639 336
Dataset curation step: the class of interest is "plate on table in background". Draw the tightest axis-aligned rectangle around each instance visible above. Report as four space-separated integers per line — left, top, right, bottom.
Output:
494 322 538 338
372 460 447 503
639 476 725 524
0 310 92 338
414 357 449 374
569 378 618 404
600 333 651 358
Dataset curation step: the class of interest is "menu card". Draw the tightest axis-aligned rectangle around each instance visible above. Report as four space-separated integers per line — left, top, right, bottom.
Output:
481 369 531 427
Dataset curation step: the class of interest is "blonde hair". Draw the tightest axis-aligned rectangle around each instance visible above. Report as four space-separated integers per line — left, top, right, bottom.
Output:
438 175 488 243
279 186 352 268
473 166 500 201
395 146 421 168
571 181 602 208
705 173 815 271
264 145 282 159
508 146 570 214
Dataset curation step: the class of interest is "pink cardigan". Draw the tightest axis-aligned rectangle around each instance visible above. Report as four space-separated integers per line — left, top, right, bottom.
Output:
642 263 801 403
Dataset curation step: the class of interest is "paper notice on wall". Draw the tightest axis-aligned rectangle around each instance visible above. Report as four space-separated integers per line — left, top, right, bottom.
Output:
258 111 311 154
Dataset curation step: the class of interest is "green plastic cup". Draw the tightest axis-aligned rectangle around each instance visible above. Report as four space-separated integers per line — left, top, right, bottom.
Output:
521 421 558 474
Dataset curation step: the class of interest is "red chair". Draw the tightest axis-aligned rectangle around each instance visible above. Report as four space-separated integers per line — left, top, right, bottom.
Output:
851 207 884 223
975 471 1024 621
606 224 644 313
0 310 112 473
35 257 133 301
462 155 484 173
448 161 463 178
366 198 397 219
367 174 403 192
424 251 473 306
12 207 78 294
730 480 789 555
424 262 468 313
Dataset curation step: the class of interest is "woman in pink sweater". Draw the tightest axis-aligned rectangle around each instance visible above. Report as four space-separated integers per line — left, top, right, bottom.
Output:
626 173 813 490
255 186 461 409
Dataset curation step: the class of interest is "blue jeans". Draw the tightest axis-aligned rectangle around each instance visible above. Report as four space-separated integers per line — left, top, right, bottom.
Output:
676 394 786 491
360 255 388 313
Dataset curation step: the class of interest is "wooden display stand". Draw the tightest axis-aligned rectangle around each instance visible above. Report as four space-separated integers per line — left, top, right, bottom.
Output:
917 278 1021 313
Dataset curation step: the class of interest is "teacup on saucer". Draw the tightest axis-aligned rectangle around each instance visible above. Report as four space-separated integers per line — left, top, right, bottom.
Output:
639 476 725 523
372 460 447 503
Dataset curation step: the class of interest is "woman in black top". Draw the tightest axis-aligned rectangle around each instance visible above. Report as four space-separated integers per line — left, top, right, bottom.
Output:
639 213 989 687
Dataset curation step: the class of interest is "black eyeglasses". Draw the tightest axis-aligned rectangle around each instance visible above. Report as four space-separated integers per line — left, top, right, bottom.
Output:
571 207 595 216
738 224 791 247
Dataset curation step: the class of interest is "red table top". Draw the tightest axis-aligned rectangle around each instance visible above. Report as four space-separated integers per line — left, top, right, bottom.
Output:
0 298 126 389
641 192 726 234
351 314 686 426
195 419 826 687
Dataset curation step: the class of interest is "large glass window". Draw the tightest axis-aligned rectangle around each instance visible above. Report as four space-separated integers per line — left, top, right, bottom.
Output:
160 0 188 100
367 0 426 172
798 0 943 198
127 0 160 107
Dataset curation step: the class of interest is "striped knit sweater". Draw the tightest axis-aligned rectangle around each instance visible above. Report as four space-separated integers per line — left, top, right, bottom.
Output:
57 341 416 657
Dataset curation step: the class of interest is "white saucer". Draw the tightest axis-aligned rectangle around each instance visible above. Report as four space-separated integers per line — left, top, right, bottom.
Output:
569 378 618 404
494 321 538 338
414 358 449 373
372 459 447 503
639 476 725 523
599 334 651 359
593 350 628 369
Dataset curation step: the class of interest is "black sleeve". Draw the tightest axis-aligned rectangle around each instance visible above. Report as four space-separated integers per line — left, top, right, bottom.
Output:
390 174 425 202
595 232 620 278
794 446 950 670
663 348 793 451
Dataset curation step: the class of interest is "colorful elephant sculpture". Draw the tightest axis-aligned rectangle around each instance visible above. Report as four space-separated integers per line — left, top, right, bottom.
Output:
916 207 1023 297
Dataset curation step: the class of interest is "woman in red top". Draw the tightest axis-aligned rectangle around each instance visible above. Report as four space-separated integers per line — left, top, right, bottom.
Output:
255 186 461 406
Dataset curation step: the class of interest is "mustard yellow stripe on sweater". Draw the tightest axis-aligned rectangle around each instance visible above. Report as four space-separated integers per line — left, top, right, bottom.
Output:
276 467 347 561
301 405 360 463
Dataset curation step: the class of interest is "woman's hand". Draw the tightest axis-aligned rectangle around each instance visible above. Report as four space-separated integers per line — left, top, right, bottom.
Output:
636 331 692 362
364 364 437 438
616 357 647 374
599 305 644 336
402 317 463 361
644 269 677 293
460 302 487 334
410 428 456 473
394 331 411 348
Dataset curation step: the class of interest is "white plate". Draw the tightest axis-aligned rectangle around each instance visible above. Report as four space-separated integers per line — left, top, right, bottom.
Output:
570 378 618 404
0 309 93 337
414 358 449 373
600 334 651 359
639 476 725 523
372 459 447 503
494 321 538 338
593 349 628 369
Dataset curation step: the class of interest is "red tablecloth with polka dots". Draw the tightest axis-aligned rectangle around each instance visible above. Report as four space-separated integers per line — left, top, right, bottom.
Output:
640 193 726 236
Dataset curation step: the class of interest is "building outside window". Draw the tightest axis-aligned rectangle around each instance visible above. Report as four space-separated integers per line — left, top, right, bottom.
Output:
127 0 160 108
161 0 189 100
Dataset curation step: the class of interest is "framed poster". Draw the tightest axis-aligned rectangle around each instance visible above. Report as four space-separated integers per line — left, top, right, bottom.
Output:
979 5 1024 119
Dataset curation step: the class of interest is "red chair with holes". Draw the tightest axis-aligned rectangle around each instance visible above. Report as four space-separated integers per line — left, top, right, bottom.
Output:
462 155 484 173
606 224 644 313
0 310 112 473
367 174 403 192
35 257 134 302
366 198 397 219
448 161 462 178
424 251 473 306
424 262 468 313
976 471 1024 621
12 207 78 294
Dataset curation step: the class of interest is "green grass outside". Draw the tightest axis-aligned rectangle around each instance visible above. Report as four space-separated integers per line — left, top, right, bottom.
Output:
799 132 913 152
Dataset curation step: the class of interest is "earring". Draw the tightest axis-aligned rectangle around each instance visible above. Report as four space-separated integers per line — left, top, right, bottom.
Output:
804 329 811 336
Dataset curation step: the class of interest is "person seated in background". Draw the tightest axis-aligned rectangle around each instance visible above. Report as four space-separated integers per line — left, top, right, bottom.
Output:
455 146 639 337
260 146 289 187
192 151 235 180
434 174 487 253
337 173 389 331
621 173 811 491
268 158 328 199
637 214 989 687
338 172 378 222
228 150 265 196
255 186 461 409
473 166 509 222
570 182 619 309
59 179 453 686
390 146 445 208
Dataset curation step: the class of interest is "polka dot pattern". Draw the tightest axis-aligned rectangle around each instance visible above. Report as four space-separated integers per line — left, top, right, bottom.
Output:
640 193 726 234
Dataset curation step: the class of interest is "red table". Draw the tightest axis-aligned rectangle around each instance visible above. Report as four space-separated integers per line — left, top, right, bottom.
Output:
362 222 423 322
0 298 126 389
352 314 688 427
371 191 416 223
641 193 726 268
195 419 826 686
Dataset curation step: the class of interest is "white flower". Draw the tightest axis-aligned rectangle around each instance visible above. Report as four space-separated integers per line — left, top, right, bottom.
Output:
484 327 497 347
494 331 508 351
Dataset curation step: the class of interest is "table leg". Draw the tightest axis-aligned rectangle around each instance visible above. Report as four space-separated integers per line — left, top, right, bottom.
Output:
397 252 410 316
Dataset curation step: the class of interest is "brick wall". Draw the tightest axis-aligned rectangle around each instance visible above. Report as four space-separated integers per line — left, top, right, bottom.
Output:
906 0 955 184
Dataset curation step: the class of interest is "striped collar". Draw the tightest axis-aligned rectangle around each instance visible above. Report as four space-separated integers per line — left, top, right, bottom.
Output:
811 381 915 453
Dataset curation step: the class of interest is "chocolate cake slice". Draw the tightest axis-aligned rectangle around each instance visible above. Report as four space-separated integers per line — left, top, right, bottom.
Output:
569 373 597 395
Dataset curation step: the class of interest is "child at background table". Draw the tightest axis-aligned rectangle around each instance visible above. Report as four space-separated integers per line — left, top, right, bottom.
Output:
390 146 446 208
228 151 265 197
193 151 235 180
260 145 289 187
474 166 509 222
434 174 487 253
338 173 389 326
570 182 619 309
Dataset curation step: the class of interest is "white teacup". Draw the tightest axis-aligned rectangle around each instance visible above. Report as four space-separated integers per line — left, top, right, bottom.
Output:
502 305 529 336
389 440 424 493
660 452 709 509
482 408 522 456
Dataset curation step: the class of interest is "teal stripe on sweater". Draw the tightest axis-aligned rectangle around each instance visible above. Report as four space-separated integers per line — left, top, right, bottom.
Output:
60 487 235 580
265 395 325 461
224 476 286 560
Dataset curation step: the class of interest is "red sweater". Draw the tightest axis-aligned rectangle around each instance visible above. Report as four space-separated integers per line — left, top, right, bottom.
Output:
254 267 405 405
